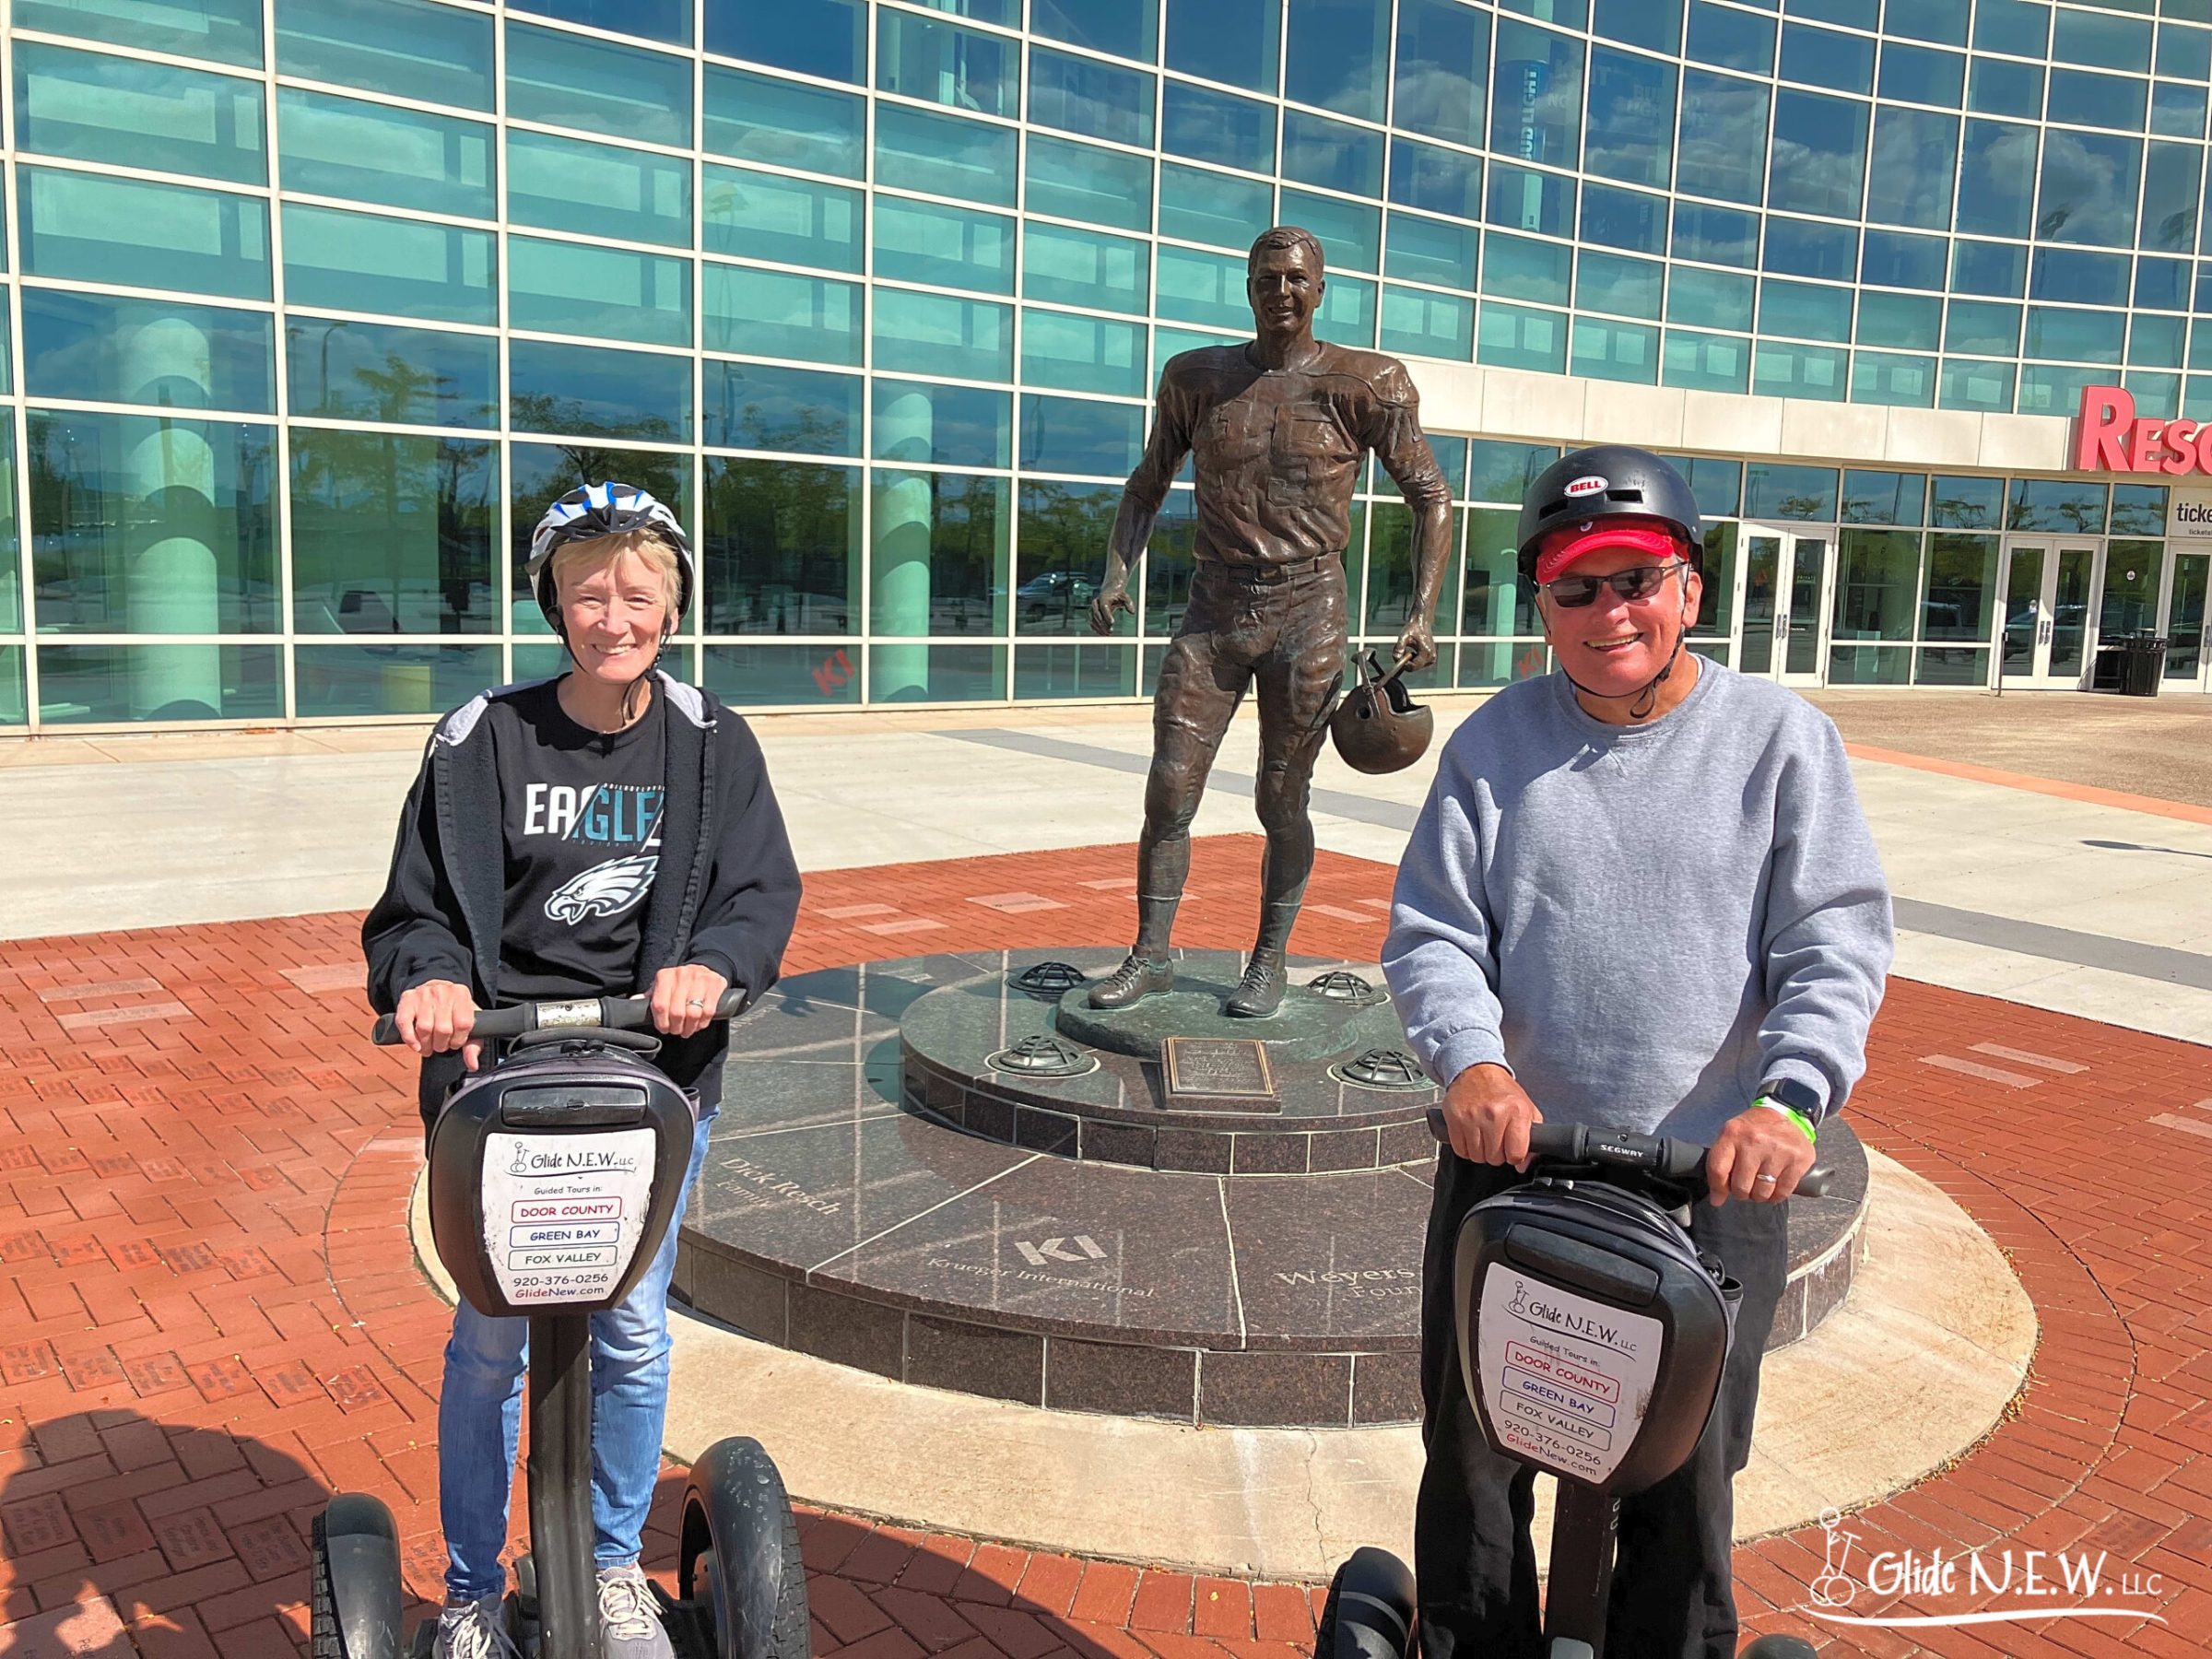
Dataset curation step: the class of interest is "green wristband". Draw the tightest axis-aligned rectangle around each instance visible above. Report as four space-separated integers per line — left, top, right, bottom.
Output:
1758 1098 1818 1145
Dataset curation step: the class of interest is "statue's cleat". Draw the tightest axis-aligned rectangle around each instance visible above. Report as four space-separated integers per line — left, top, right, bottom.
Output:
1088 955 1175 1009
1224 950 1288 1018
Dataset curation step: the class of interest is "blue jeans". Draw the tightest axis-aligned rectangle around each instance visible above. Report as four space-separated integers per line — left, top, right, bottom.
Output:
438 1111 716 1602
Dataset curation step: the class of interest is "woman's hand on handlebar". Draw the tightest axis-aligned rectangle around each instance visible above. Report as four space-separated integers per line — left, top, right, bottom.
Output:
1441 1063 1544 1170
394 980 482 1070
651 963 730 1041
1705 1106 1818 1206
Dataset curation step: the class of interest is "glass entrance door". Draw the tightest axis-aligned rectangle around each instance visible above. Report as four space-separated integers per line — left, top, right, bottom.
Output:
2000 539 2100 687
2165 552 2208 688
1739 527 1830 684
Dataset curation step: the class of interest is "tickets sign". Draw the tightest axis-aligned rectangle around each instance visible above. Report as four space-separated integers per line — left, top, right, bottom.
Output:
2074 384 2212 476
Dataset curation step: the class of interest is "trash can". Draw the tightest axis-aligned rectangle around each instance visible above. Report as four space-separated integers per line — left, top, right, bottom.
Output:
2124 632 2169 696
2092 644 2128 691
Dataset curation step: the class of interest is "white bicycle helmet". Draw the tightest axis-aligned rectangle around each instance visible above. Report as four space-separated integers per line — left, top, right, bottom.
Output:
524 481 694 630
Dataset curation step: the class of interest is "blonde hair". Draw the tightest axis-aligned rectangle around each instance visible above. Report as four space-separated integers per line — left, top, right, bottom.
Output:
550 528 682 615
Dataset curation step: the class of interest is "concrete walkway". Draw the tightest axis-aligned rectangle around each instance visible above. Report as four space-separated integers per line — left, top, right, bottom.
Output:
14 689 2212 1045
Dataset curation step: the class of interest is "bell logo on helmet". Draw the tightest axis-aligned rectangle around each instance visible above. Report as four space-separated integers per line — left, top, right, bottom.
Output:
1563 476 1608 499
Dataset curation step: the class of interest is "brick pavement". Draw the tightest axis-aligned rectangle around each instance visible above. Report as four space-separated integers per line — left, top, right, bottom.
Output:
1 835 2209 1655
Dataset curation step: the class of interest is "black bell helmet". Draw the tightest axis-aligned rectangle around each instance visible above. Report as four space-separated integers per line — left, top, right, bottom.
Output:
1514 445 1704 582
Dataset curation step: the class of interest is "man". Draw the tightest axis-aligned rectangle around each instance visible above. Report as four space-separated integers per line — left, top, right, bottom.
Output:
1382 445 1892 1658
1087 225 1452 1017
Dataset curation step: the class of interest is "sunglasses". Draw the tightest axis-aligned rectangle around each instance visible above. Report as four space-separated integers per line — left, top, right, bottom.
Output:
1543 562 1689 609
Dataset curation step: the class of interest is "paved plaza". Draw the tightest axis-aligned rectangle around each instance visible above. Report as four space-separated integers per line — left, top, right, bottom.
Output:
4 688 2212 1654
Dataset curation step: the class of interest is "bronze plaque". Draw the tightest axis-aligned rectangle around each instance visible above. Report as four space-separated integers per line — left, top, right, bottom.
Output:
1163 1037 1277 1103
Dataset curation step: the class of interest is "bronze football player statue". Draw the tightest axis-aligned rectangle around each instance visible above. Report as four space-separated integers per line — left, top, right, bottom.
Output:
1088 227 1452 1017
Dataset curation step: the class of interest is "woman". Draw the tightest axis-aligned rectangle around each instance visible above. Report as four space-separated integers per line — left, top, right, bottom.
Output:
363 482 802 1659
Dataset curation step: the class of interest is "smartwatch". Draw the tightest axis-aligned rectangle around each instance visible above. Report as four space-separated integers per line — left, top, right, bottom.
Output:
1755 1077 1823 1144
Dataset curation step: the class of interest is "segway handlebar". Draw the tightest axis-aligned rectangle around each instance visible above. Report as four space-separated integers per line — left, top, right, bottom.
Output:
371 989 747 1047
1424 1110 1833 1199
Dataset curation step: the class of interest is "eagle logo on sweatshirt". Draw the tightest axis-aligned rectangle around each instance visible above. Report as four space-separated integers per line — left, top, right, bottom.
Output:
545 854 659 924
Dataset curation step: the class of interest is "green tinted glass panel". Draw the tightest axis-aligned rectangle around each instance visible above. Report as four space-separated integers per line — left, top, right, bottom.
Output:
1281 189 1381 273
703 166 863 273
283 202 491 322
870 472 1009 639
1024 224 1149 314
877 12 1019 117
704 644 860 706
1156 245 1251 329
508 131 689 249
290 432 499 634
875 381 1010 468
703 265 863 363
1477 301 1567 372
0 649 20 726
1751 340 1848 399
875 198 1015 295
0 429 18 638
703 362 862 456
1571 316 1660 382
1020 309 1147 395
511 336 690 441
875 104 1018 206
287 316 496 427
506 21 690 147
1759 279 1851 343
1850 351 1936 407
1744 463 1838 520
22 168 269 299
1938 358 2015 412
1857 291 1942 350
1025 133 1152 230
277 87 492 218
507 236 690 347
702 65 864 178
295 643 500 715
25 290 273 412
28 410 277 634
1382 287 1474 361
39 644 281 722
1159 163 1273 251
17 0 262 68
1483 234 1571 305
276 0 493 110
1385 211 1477 288
16 43 265 184
1662 329 1750 394
1016 485 1124 635
703 458 862 636
873 290 1014 381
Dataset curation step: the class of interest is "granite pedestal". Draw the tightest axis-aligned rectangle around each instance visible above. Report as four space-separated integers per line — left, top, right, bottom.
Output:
675 947 1869 1428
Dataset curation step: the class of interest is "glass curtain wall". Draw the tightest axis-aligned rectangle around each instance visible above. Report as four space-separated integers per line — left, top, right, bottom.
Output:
1 0 2208 728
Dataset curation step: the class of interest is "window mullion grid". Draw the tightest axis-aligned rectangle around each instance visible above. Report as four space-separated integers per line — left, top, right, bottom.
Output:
262 0 298 721
4 26 36 733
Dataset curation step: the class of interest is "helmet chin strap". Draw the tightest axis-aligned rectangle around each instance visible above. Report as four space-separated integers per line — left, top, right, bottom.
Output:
1558 597 1692 722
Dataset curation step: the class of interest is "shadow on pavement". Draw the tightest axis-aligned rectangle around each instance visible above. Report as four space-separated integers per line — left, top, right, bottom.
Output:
0 1409 332 1656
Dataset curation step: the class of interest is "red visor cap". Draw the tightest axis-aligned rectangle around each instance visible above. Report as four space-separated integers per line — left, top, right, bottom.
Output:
1534 517 1690 587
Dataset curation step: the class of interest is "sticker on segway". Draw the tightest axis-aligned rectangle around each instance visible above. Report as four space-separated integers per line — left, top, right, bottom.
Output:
483 1129 657 1307
1475 1265 1664 1485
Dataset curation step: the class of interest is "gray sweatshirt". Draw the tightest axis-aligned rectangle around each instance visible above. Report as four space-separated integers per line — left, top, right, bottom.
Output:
1382 662 1893 1144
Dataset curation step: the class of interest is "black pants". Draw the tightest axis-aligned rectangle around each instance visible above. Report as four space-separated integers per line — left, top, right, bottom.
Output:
1414 1152 1788 1659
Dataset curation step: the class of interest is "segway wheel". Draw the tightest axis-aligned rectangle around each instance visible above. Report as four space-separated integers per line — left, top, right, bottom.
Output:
680 1437 810 1659
1314 1547 1417 1659
1738 1640 1818 1658
312 1497 406 1659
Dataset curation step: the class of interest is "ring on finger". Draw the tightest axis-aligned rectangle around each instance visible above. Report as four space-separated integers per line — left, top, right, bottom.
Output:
1754 1172 1778 1186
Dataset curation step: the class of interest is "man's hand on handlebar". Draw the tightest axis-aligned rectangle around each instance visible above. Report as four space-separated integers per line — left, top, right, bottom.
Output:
1705 1106 1818 1206
1441 1063 1543 1170
651 964 731 1041
394 979 483 1070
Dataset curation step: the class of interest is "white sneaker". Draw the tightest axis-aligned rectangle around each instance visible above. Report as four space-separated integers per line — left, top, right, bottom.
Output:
433 1594 519 1659
597 1561 676 1659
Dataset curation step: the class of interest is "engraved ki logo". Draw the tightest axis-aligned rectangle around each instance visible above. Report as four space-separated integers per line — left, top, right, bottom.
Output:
1016 1234 1107 1266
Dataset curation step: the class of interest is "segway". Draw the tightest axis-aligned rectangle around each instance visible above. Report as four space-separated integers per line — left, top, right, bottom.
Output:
1321 1118 1826 1659
313 993 811 1659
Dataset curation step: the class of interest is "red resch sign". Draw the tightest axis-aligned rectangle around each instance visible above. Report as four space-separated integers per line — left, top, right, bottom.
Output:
2075 384 2212 475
